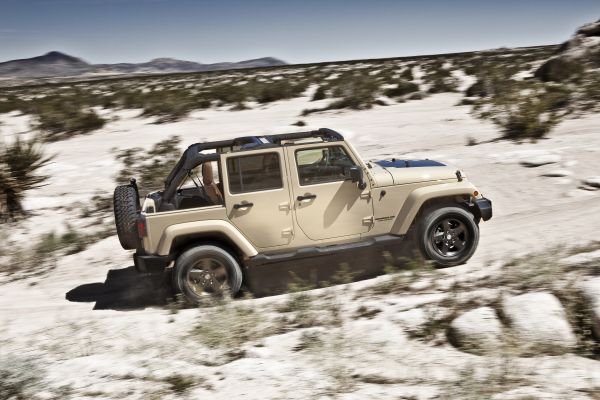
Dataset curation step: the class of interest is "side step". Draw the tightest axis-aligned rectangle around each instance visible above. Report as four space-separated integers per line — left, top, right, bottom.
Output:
243 234 411 296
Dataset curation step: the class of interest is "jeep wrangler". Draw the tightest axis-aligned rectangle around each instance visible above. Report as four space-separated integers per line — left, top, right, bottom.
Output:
113 128 491 302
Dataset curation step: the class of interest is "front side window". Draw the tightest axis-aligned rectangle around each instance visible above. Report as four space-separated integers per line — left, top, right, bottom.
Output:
295 146 356 186
227 152 282 194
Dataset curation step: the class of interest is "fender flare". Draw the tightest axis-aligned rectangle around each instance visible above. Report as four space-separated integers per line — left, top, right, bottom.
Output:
156 220 258 257
391 181 478 235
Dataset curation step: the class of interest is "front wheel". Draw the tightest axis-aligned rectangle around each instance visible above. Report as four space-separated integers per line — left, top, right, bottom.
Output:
172 245 243 304
417 206 479 267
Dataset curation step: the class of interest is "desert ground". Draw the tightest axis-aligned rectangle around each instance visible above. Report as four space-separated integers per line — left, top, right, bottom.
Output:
1 40 600 399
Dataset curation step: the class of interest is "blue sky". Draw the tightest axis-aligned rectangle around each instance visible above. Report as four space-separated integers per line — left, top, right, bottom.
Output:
1 0 598 64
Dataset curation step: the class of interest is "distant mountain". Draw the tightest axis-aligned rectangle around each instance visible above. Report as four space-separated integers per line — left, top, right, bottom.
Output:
0 51 90 77
0 52 287 78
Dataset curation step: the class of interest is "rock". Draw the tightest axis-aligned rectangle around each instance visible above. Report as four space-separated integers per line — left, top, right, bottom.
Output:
540 169 571 177
502 292 577 351
577 19 600 37
535 19 600 82
582 176 600 189
448 306 503 353
519 154 561 167
579 277 600 338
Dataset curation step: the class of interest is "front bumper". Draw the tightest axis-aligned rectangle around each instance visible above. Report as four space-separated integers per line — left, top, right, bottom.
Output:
133 252 170 273
475 197 493 221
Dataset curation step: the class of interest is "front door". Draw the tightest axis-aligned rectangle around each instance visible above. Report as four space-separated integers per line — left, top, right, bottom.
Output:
222 148 294 249
286 143 373 241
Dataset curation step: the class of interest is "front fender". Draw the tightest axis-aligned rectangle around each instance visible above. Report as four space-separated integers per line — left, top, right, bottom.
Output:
391 181 479 234
156 220 258 257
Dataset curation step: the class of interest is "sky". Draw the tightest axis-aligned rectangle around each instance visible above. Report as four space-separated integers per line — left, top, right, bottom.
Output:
1 0 599 65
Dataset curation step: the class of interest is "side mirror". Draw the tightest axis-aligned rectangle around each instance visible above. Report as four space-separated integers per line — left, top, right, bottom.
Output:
348 166 367 190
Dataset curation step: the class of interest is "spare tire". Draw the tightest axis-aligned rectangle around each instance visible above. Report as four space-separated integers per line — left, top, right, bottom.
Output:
113 184 140 250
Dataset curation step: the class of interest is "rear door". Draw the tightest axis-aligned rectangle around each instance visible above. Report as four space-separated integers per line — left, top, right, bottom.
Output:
286 143 373 241
222 148 294 249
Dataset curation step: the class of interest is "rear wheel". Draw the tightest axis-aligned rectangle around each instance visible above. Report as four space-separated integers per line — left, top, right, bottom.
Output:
172 245 243 304
417 206 479 267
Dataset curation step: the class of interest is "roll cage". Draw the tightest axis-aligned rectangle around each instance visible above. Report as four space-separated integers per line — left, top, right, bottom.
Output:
159 128 344 209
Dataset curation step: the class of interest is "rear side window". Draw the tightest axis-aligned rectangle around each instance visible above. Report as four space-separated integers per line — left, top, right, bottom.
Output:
227 152 283 194
295 146 356 186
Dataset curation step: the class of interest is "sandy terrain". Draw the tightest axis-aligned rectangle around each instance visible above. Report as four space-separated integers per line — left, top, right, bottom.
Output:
1 88 599 399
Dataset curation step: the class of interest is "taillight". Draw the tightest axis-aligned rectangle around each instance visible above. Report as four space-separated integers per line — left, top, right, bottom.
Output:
137 215 147 237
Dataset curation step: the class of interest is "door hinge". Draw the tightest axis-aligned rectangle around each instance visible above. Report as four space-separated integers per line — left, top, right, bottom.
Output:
360 191 372 200
281 228 294 237
362 216 374 225
278 202 291 211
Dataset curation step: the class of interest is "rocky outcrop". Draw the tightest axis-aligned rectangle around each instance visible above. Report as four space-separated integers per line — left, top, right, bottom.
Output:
535 19 600 82
447 307 503 353
502 292 577 351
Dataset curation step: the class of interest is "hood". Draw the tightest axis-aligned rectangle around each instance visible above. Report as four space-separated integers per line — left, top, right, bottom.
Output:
370 158 459 186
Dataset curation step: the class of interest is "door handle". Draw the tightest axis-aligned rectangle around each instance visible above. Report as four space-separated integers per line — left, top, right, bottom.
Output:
233 202 254 209
297 194 317 201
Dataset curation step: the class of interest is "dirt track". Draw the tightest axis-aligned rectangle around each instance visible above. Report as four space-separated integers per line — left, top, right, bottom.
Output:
1 91 599 399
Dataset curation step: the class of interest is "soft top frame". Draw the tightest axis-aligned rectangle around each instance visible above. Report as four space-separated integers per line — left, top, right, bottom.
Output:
161 128 344 206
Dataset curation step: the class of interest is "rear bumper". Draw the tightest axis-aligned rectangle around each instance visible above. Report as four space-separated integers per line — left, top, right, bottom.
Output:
133 252 170 273
475 197 493 221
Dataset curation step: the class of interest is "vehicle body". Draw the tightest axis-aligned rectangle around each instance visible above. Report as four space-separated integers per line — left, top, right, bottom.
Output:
113 128 492 300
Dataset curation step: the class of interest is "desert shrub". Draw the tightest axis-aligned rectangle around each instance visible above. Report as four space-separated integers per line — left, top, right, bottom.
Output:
254 80 305 103
163 374 197 394
578 71 600 111
312 85 327 101
114 135 181 196
427 77 459 93
383 80 419 97
400 67 414 81
487 84 571 141
25 97 106 141
0 138 53 220
0 355 45 400
0 95 23 114
193 302 265 349
465 80 487 97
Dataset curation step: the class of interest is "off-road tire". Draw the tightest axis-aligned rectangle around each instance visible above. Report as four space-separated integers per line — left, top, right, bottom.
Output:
173 245 243 304
113 185 140 250
417 206 479 267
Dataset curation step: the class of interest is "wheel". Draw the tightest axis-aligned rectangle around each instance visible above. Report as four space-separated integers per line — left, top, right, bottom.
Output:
113 184 140 250
172 245 243 303
417 206 479 267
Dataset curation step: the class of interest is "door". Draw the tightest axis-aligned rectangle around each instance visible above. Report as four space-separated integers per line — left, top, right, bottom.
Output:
222 148 294 248
286 143 373 241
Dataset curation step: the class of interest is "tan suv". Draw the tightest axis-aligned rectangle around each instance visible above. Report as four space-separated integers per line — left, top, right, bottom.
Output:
113 128 491 302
